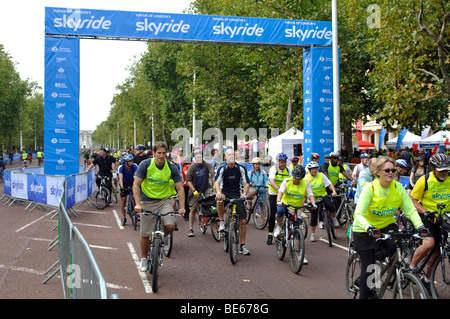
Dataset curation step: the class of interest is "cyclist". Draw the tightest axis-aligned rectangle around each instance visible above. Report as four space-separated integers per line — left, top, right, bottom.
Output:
214 148 251 255
0 151 5 172
36 150 43 166
85 147 117 204
352 156 426 299
276 165 317 264
320 152 355 186
186 151 215 237
246 157 269 215
305 162 337 242
133 144 148 166
133 141 185 272
266 153 292 245
394 158 411 188
354 158 377 205
409 154 450 288
118 154 138 226
289 156 300 170
352 153 370 181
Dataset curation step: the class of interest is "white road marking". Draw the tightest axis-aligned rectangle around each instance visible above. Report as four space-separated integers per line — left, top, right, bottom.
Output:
127 242 152 293
113 210 124 230
15 211 55 232
319 238 349 251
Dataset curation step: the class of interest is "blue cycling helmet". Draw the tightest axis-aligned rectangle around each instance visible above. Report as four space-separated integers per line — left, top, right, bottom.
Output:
123 154 134 162
136 144 145 150
360 153 369 159
276 153 288 160
396 159 410 168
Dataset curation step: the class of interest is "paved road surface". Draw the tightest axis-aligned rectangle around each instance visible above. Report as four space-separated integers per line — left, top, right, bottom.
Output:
0 159 351 300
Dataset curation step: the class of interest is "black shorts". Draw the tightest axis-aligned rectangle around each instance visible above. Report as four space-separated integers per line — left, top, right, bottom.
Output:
223 192 246 220
353 223 398 252
120 182 133 198
420 213 441 239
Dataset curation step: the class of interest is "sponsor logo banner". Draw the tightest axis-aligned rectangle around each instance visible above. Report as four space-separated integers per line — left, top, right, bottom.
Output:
303 47 337 164
45 7 332 47
44 36 80 176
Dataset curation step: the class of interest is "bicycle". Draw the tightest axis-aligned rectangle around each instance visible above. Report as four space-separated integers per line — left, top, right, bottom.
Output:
123 186 137 230
335 181 355 227
139 210 176 292
245 186 270 230
95 175 111 210
111 175 118 204
345 230 429 299
315 196 337 247
275 203 310 274
222 197 246 265
410 203 450 299
197 193 221 242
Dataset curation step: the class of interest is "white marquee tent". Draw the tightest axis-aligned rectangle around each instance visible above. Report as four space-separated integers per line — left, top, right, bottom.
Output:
268 128 303 164
386 131 421 149
420 131 450 148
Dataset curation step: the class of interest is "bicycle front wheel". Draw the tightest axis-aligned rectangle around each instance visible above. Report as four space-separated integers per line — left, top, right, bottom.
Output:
276 235 286 260
151 237 162 292
430 254 450 299
228 220 239 264
253 200 269 230
210 217 221 242
392 272 428 299
344 252 361 299
289 228 305 274
95 187 110 210
323 210 333 247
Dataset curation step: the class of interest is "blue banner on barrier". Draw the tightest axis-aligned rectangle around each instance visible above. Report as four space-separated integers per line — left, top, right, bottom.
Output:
303 47 337 164
44 36 80 176
65 175 76 209
3 171 11 196
27 174 47 204
45 7 333 47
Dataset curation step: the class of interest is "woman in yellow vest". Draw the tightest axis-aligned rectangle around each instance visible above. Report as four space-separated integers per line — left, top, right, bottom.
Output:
353 156 426 299
305 162 338 242
409 154 450 285
275 165 316 237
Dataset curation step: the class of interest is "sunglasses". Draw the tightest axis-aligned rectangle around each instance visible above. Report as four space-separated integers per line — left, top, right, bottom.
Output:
383 168 397 173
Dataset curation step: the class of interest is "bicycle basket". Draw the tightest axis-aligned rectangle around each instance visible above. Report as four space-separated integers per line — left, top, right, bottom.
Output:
199 195 216 208
442 212 450 232
202 205 218 217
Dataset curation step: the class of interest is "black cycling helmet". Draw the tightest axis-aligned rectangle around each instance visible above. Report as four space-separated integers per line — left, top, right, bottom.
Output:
292 164 306 180
429 154 450 171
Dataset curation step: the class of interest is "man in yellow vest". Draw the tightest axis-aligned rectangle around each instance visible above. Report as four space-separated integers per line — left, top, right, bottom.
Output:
409 154 450 287
22 151 28 167
133 141 186 272
36 150 43 166
267 153 291 245
305 162 338 242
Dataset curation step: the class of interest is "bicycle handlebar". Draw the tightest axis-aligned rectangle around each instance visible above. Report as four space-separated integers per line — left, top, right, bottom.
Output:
281 203 313 211
139 211 178 217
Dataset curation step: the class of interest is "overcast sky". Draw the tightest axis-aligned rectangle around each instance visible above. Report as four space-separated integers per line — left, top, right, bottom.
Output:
0 0 193 131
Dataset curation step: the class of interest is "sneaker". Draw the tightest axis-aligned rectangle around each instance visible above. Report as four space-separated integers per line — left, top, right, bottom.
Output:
421 277 432 296
239 245 251 255
266 234 273 245
310 233 316 242
303 257 308 264
333 218 340 228
139 258 148 272
219 221 225 232
319 221 324 229
274 226 282 238
121 218 126 226
188 229 194 237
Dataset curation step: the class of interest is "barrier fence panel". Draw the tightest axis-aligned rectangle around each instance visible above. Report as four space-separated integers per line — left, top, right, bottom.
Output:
2 167 113 298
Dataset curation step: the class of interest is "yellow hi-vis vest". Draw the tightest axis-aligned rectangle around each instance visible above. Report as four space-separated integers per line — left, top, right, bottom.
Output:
282 178 307 207
359 179 402 231
306 172 327 197
327 163 341 186
141 158 172 199
418 173 450 215
269 167 290 193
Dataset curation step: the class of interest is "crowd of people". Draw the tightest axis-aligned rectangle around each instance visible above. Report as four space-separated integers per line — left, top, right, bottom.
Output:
82 142 450 299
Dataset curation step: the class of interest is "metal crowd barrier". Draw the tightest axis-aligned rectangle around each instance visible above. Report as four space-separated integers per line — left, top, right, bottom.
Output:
1 166 114 298
54 179 109 299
